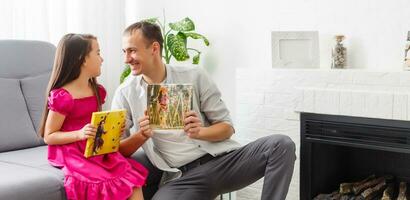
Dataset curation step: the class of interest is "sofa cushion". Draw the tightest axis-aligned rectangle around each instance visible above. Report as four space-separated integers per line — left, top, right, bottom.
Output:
0 146 63 177
0 40 55 79
21 73 51 134
0 162 65 200
0 78 42 152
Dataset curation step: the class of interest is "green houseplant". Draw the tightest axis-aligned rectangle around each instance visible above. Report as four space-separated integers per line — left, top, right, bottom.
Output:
120 16 210 84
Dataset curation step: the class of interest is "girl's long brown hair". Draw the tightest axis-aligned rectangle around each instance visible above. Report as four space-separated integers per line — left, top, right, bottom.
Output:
38 33 102 137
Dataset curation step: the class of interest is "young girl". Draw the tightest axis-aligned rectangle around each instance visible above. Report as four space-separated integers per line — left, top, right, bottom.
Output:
39 33 148 200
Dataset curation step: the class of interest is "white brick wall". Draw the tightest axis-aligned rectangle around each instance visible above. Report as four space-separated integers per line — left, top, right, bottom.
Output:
234 69 410 200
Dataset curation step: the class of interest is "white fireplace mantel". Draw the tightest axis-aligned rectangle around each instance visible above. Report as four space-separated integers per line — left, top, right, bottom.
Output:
296 86 410 121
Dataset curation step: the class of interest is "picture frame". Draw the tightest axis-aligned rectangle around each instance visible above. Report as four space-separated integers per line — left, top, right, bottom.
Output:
271 31 319 68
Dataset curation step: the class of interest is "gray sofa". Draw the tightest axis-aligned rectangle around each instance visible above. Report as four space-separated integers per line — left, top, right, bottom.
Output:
0 40 66 200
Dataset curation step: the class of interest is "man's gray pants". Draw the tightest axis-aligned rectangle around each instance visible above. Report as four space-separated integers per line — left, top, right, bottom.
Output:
134 134 296 200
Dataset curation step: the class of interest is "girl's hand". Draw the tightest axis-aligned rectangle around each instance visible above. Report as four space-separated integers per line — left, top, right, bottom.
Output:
77 123 97 140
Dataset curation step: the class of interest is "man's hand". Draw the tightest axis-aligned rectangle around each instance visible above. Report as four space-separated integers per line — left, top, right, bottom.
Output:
138 114 153 139
119 112 152 157
184 111 202 139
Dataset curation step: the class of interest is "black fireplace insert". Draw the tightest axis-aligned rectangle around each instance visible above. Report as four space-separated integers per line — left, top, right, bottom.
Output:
300 112 410 199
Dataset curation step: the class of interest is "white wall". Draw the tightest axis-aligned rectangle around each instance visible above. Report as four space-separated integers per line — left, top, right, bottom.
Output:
129 0 410 120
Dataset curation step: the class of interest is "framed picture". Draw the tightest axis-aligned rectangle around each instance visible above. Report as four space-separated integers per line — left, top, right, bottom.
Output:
271 31 319 68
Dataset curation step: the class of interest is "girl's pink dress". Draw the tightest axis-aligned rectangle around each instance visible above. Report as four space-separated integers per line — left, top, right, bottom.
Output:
47 86 148 200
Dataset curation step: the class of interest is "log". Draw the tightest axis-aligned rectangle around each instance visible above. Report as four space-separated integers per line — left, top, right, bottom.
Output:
381 184 394 200
397 182 408 200
339 175 376 194
352 175 392 195
358 179 386 200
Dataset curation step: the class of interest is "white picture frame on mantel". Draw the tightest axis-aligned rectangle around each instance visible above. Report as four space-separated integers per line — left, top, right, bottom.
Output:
271 31 319 69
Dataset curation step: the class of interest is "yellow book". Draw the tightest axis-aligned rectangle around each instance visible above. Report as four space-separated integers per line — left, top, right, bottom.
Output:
84 109 126 158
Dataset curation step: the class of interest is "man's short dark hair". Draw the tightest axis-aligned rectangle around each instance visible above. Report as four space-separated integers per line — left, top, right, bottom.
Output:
123 21 164 55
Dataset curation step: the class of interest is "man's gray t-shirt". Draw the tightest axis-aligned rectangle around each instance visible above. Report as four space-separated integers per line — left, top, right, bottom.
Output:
111 65 241 183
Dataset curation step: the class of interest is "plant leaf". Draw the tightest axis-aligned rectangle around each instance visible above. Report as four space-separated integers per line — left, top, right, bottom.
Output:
167 33 189 61
177 32 187 48
169 17 195 32
142 18 158 24
184 32 210 46
120 65 131 84
192 52 201 64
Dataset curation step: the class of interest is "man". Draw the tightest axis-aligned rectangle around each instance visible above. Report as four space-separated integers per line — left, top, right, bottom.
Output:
111 21 296 200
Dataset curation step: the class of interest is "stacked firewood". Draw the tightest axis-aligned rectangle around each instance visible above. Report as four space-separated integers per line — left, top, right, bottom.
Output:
313 175 409 200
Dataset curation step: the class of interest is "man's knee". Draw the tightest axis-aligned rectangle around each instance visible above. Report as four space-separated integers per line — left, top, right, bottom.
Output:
266 134 296 156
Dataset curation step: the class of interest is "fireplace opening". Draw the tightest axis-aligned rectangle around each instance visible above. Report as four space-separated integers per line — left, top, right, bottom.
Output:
300 113 410 199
